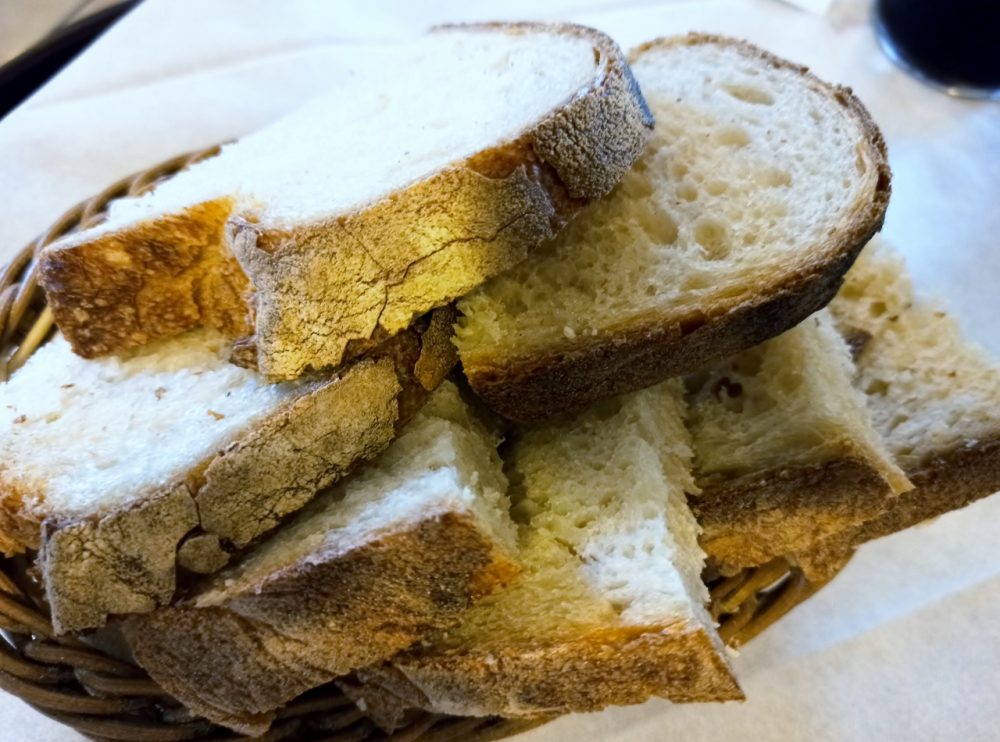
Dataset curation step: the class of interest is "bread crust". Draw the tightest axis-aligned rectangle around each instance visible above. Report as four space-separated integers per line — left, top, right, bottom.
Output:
800 436 1000 576
464 33 891 423
193 356 401 548
38 23 651 380
3 311 457 634
235 23 651 380
124 511 519 735
368 620 741 718
39 198 251 359
859 437 1000 540
692 457 894 580
42 484 199 635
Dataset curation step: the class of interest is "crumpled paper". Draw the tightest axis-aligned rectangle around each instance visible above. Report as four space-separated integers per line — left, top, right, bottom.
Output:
1 1 998 739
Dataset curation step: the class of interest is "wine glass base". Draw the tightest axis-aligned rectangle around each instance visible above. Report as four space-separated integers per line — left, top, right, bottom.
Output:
873 15 1000 101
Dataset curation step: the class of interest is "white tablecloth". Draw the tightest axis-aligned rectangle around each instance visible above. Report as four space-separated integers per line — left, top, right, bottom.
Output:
1 1 998 739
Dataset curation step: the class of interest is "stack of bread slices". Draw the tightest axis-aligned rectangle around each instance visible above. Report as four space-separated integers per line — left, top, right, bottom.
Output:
3 24 999 737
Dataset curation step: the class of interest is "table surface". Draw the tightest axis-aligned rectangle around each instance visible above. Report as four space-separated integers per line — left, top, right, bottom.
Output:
1 1 998 740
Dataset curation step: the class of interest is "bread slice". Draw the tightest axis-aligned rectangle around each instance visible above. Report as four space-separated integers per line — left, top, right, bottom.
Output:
38 23 652 380
0 308 455 634
366 381 742 719
799 241 1000 572
686 310 910 578
457 33 890 422
123 382 518 736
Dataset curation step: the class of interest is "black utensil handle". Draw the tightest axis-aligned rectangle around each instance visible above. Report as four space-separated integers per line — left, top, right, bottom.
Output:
0 0 140 120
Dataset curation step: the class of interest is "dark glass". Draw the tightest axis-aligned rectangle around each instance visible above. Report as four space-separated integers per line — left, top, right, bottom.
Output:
874 0 1000 98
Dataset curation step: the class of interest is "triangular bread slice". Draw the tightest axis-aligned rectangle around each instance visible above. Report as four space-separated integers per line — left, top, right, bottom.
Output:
39 23 652 380
799 240 1000 572
457 33 890 422
686 309 910 578
123 382 518 736
365 381 742 718
0 308 455 634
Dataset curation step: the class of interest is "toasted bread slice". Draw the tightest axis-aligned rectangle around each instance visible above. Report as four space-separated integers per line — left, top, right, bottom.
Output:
123 382 518 736
0 309 455 634
366 381 741 719
38 23 652 380
457 33 889 422
798 241 1000 574
685 310 910 578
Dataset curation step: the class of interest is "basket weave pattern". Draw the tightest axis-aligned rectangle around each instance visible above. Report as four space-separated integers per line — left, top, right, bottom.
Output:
0 153 839 741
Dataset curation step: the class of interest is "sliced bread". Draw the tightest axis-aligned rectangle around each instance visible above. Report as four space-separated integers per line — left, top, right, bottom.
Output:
800 241 1000 571
39 23 652 380
457 33 890 422
123 382 518 736
0 308 455 634
686 310 910 578
366 381 742 718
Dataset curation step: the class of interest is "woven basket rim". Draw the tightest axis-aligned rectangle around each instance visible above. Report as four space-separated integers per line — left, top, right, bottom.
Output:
0 150 842 741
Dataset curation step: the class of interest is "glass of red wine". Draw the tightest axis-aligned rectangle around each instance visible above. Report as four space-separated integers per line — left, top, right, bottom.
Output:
874 0 1000 99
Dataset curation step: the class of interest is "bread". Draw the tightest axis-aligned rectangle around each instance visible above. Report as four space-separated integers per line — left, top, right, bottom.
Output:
456 33 890 422
123 382 518 736
0 308 455 634
38 23 652 380
799 240 1000 571
686 310 910 578
366 381 742 719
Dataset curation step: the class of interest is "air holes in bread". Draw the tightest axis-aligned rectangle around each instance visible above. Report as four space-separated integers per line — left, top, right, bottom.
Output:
723 84 774 105
694 219 730 260
623 174 655 198
682 274 711 291
855 145 868 175
677 183 698 202
505 295 529 318
756 167 792 188
866 379 890 396
888 414 910 432
716 126 750 147
712 377 744 413
637 204 678 244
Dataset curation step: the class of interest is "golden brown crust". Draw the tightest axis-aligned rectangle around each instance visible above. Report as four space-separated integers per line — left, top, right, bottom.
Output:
38 199 251 358
124 512 519 735
802 436 1000 575
692 457 894 580
413 305 460 392
12 316 457 634
464 33 891 423
236 23 651 380
38 23 650 381
859 436 1000 540
371 620 742 718
0 475 42 554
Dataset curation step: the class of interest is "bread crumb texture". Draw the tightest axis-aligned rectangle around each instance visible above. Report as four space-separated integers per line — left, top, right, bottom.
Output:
460 37 877 359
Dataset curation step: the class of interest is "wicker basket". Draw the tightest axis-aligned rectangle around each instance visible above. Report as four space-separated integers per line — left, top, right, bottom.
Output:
0 153 842 741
